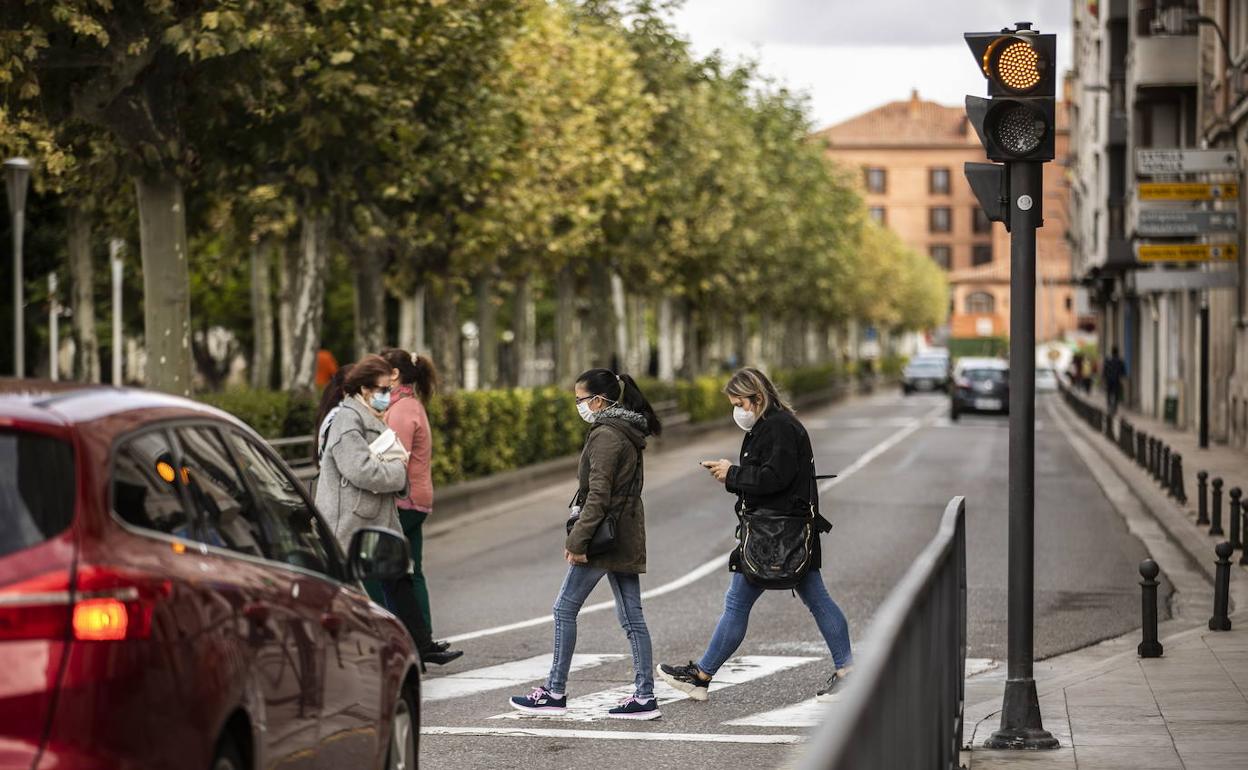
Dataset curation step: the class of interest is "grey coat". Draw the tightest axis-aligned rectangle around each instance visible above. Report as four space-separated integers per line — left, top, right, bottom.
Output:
315 396 408 552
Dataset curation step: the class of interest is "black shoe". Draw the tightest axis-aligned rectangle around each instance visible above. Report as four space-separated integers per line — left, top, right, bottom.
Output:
816 670 849 702
431 640 451 653
422 648 464 666
657 661 710 702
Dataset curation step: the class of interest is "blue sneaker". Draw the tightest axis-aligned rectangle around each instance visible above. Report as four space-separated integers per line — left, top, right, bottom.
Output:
607 694 661 721
509 686 567 715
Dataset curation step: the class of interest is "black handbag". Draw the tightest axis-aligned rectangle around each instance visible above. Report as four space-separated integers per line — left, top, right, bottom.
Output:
565 438 643 557
736 467 835 590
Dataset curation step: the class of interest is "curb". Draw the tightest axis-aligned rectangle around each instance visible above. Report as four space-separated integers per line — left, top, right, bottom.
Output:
1054 394 1248 611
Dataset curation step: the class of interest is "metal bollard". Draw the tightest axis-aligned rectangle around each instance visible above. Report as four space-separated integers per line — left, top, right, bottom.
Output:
1170 453 1187 505
1230 488 1243 552
1211 478 1225 537
1241 496 1248 567
1147 437 1155 476
1209 542 1233 632
1161 446 1171 488
1137 433 1147 468
1138 559 1163 658
1197 471 1210 525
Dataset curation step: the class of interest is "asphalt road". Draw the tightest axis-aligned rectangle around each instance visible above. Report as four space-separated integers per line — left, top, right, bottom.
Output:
415 389 1162 769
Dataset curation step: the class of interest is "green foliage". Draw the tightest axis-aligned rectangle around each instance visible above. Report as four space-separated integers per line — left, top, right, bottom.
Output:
200 389 317 439
949 337 1010 360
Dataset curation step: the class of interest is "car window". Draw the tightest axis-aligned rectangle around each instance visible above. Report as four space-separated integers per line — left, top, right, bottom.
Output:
222 430 340 579
112 431 195 538
0 431 75 559
174 426 267 559
966 369 1007 383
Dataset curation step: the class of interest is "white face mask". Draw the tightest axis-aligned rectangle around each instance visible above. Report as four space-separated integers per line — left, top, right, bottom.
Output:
733 405 758 432
577 400 596 424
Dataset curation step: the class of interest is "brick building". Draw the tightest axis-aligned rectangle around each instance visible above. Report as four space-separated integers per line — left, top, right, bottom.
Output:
815 89 1076 343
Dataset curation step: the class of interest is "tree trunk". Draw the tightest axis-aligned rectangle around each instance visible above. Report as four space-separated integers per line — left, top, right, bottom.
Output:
587 262 616 370
658 296 675 381
280 211 327 392
134 172 193 395
555 266 577 383
397 286 427 356
353 243 387 359
734 316 748 369
249 240 274 390
428 281 461 390
512 276 535 387
610 273 629 373
628 295 647 375
680 301 699 378
474 274 498 389
67 207 99 383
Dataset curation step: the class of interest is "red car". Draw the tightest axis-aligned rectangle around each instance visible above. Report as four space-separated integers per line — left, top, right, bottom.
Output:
0 381 420 770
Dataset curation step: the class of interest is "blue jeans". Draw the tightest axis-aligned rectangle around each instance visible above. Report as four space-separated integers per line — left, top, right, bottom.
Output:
698 570 853 675
547 565 654 700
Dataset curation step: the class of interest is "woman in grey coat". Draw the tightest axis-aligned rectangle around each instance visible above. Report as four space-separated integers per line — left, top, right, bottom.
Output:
315 354 462 666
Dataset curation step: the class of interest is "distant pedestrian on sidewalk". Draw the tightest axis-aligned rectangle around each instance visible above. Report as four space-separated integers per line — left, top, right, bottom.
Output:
658 367 854 703
315 354 460 668
1104 346 1126 417
509 369 664 720
381 347 461 663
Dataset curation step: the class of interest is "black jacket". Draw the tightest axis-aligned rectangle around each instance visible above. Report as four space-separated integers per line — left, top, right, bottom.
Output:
725 407 828 573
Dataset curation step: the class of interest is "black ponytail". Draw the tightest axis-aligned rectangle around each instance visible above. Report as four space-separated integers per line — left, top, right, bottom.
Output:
576 368 663 437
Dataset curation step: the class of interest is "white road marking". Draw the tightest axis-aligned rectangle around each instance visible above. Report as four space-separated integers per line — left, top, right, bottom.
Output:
725 698 829 728
444 408 940 645
818 403 945 493
489 655 818 723
422 654 624 703
965 658 999 677
420 726 807 745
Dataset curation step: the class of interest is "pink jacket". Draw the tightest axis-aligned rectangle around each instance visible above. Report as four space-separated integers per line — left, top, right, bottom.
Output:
384 385 434 513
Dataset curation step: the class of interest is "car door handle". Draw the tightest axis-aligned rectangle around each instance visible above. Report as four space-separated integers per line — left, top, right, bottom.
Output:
320 613 344 636
243 603 271 625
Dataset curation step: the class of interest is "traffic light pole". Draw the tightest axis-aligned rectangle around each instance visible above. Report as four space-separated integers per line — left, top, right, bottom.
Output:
986 160 1060 750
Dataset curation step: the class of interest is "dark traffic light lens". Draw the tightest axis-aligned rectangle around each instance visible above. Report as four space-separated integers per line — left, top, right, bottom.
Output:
992 103 1046 156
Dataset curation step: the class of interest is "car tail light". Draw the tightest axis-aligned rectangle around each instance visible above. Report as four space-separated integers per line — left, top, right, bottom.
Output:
956 377 971 389
0 566 168 642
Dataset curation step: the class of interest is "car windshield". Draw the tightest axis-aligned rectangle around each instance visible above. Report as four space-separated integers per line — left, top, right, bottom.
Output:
0 431 75 559
966 368 1007 383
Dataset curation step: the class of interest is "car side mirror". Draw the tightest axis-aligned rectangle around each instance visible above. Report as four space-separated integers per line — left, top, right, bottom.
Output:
346 527 410 582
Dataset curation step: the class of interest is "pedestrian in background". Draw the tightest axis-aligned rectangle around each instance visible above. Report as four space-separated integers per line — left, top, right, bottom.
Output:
510 369 664 720
381 347 461 663
658 367 853 703
1104 346 1126 417
315 354 459 667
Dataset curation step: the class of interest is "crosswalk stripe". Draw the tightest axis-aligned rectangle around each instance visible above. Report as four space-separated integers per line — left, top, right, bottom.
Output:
420 726 806 745
725 698 829 728
422 653 625 703
489 655 818 722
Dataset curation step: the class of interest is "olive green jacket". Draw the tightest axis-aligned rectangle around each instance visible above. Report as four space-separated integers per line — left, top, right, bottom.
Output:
565 411 649 574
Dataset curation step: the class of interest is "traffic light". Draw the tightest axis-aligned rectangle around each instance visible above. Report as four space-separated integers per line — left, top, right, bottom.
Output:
964 26 1057 162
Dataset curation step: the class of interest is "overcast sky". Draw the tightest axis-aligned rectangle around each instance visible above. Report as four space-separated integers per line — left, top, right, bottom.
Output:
668 0 1073 130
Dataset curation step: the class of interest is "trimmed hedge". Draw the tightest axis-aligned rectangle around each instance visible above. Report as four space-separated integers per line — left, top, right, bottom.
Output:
201 363 848 486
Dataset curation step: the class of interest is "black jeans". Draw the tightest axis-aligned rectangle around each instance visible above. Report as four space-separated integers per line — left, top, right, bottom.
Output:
381 577 434 651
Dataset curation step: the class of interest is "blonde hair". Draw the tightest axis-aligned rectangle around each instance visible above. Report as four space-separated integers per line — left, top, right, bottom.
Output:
724 367 793 415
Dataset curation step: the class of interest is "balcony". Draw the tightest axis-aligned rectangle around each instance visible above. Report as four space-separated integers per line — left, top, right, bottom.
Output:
1131 35 1199 88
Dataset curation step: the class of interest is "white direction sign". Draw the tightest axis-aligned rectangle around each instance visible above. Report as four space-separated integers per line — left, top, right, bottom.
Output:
1136 209 1239 236
1137 148 1239 175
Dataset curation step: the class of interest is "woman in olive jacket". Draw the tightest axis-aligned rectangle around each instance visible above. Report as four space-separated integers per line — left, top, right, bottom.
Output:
509 370 663 721
658 367 854 703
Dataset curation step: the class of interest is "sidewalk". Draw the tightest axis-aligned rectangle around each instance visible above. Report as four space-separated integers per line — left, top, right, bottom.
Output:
962 391 1248 769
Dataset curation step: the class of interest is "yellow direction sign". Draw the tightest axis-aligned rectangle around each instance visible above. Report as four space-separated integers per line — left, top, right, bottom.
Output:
1137 243 1239 262
1138 182 1239 201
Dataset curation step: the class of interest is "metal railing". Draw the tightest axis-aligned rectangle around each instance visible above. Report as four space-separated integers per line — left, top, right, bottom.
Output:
800 496 967 770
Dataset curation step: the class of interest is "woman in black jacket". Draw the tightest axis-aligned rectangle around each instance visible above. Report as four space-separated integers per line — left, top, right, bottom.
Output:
658 367 853 702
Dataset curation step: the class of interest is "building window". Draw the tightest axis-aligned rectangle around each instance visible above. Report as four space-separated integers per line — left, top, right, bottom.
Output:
972 244 993 265
972 207 993 233
929 207 952 233
864 167 887 194
1065 295 1073 311
868 207 886 225
966 292 995 315
930 167 951 195
929 244 951 269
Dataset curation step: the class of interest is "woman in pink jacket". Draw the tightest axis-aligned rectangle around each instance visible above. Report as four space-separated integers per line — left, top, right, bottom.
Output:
381 347 461 662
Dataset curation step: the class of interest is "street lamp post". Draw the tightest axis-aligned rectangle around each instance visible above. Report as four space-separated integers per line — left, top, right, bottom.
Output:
4 157 32 378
